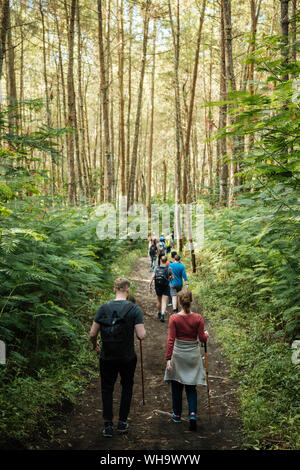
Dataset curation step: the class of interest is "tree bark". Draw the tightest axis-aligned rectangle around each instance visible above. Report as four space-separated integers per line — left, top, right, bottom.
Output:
76 0 90 198
280 0 289 81
147 17 156 216
184 0 207 203
168 0 185 251
219 0 228 205
66 0 77 204
128 0 150 208
118 0 126 196
291 0 297 62
0 0 9 81
6 3 17 132
97 0 113 202
126 3 133 194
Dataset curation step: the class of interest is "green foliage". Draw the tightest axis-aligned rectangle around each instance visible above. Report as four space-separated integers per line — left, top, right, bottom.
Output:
0 102 142 446
188 203 300 449
190 27 300 449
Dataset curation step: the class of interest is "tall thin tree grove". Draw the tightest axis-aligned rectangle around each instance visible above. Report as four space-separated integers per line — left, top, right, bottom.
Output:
0 0 297 217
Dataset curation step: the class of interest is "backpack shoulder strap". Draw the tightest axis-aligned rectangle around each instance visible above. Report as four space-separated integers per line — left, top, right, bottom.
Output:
118 301 135 320
99 301 134 324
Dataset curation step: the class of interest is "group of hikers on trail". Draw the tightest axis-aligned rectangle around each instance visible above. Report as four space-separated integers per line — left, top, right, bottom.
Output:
89 243 209 440
148 232 189 323
148 232 175 269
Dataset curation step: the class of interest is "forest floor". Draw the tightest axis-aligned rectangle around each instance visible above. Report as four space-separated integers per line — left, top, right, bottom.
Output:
37 257 242 451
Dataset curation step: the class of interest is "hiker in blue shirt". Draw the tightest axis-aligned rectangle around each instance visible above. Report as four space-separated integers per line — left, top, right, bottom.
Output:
169 254 189 314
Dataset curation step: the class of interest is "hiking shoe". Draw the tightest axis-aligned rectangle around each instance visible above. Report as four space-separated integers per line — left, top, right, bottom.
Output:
103 422 113 438
117 421 129 433
160 313 165 322
189 413 197 431
171 412 182 423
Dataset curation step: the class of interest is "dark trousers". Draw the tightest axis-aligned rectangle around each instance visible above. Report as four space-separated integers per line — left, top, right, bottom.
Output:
100 356 137 423
171 380 197 416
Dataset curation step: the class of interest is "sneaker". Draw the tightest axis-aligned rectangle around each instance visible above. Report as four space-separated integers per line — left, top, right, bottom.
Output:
172 309 178 314
171 412 182 423
189 413 197 431
157 312 161 319
168 302 172 307
103 422 113 438
117 421 129 433
160 313 165 323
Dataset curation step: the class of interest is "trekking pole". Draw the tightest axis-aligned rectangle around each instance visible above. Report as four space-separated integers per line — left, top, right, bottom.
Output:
203 342 211 419
139 339 145 405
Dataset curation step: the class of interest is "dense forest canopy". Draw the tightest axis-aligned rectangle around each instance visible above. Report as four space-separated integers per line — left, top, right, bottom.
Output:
0 0 298 206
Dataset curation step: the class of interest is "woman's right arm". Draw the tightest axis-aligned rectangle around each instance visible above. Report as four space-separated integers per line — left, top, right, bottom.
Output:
165 315 176 361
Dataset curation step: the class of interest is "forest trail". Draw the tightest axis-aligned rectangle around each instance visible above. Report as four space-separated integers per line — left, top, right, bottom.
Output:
42 257 242 451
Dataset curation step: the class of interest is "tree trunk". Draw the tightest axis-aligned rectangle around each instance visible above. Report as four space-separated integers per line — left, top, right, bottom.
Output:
163 160 167 202
126 3 133 194
55 11 68 196
128 0 150 208
107 0 115 200
0 0 9 81
219 0 228 205
76 0 89 198
280 0 289 81
118 0 126 196
97 0 113 202
66 0 77 204
184 0 207 204
291 0 297 63
6 4 17 132
168 0 185 251
147 17 156 216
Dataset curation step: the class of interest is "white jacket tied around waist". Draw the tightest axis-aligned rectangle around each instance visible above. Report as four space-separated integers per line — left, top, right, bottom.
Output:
164 339 207 386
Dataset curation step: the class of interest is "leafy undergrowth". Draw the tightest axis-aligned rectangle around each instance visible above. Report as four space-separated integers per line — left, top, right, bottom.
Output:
0 202 143 448
186 204 300 450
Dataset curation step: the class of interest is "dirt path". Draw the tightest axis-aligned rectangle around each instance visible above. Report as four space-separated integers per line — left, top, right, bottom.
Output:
41 257 242 451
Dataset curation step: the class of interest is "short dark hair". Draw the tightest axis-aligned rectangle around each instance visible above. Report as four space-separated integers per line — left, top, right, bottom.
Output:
171 251 177 258
114 278 130 291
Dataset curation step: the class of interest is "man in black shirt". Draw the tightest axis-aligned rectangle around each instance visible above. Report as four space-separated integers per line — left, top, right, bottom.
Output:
90 278 146 437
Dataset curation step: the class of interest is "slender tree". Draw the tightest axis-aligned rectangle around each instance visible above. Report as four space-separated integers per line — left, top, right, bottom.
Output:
184 0 207 204
97 0 113 202
147 17 156 216
66 0 77 204
219 0 228 205
118 0 126 197
128 0 151 208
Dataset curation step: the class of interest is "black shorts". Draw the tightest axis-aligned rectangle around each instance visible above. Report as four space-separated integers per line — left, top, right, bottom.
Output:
155 284 170 297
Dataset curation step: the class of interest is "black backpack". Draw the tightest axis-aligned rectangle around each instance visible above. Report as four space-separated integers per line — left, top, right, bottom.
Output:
155 266 169 288
98 302 134 360
149 244 157 257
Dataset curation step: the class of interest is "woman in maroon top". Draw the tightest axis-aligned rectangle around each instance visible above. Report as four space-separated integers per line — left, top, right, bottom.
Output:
164 289 208 431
